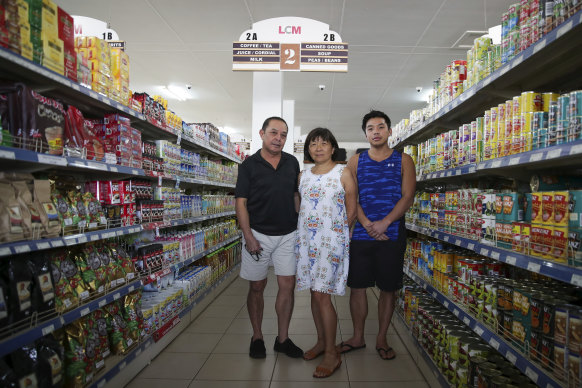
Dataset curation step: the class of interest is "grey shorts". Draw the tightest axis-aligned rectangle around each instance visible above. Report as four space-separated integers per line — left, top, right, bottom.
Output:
240 229 297 281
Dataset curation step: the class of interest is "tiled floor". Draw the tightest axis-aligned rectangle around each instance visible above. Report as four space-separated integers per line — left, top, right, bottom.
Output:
126 270 432 388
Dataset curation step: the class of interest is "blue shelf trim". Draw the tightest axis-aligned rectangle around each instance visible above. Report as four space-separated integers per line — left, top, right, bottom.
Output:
404 268 561 388
0 279 142 358
406 223 582 287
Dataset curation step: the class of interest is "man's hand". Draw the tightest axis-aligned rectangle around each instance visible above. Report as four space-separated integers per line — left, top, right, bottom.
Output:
244 233 263 254
364 219 391 241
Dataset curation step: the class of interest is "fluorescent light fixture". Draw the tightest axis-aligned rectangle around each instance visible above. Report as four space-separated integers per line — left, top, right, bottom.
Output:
160 85 193 101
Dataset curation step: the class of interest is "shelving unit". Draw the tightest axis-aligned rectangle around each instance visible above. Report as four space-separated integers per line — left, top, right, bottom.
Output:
393 9 582 148
406 223 582 287
0 33 242 386
404 268 561 388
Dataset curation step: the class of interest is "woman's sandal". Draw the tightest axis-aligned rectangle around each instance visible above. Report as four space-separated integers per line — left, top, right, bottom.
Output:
303 349 325 361
313 356 342 378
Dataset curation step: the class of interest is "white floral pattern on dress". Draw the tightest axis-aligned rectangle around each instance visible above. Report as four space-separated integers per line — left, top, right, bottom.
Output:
296 164 349 295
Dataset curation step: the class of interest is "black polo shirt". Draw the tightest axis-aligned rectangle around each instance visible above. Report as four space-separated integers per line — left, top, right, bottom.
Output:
235 150 300 236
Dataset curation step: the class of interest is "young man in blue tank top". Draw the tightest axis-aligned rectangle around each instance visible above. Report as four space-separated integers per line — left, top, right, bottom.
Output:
337 110 416 360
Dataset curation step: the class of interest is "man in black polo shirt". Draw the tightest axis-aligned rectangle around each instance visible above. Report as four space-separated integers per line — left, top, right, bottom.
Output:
235 116 303 359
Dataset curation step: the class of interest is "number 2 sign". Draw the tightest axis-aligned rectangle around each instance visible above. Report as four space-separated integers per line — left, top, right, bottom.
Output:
280 44 300 70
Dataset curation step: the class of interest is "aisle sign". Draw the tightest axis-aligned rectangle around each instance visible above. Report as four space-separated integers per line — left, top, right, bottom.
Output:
73 16 119 41
233 17 348 72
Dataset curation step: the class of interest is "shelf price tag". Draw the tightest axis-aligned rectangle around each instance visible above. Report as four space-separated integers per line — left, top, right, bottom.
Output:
527 262 541 273
480 248 489 256
119 361 127 370
467 243 475 250
432 292 437 298
533 39 547 53
36 242 51 250
455 239 461 246
38 154 67 166
547 149 562 159
177 133 182 145
474 326 484 336
491 160 502 168
0 247 10 256
556 20 573 38
570 144 582 155
453 309 460 317
571 274 582 287
508 157 521 166
529 153 543 162
42 324 55 336
506 256 517 266
113 293 121 300
463 317 471 326
446 171 452 177
468 166 476 173
110 166 118 173
0 150 16 160
444 236 450 242
443 301 449 308
489 338 500 350
80 307 90 317
525 367 539 384
98 299 107 308
491 251 500 260
14 245 31 254
505 351 517 364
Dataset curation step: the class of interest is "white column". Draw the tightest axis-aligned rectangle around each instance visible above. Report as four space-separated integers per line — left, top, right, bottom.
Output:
251 72 283 154
282 99 295 155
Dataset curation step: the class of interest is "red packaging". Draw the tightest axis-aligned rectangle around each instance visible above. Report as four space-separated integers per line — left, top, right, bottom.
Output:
118 156 131 167
119 181 135 204
105 123 131 137
57 7 74 48
101 181 121 204
64 105 104 160
104 114 131 126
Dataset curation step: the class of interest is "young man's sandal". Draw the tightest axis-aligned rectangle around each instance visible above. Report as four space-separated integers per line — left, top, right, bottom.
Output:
376 346 396 360
337 341 366 354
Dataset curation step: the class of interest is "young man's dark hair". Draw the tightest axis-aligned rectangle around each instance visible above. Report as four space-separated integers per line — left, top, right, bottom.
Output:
262 116 288 131
361 110 391 133
303 127 339 163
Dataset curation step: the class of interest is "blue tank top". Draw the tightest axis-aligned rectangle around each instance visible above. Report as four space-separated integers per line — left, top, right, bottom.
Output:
352 150 403 241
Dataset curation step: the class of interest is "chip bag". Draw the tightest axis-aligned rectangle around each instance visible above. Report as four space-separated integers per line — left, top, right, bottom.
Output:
36 334 65 388
104 301 129 354
76 244 107 295
50 250 80 313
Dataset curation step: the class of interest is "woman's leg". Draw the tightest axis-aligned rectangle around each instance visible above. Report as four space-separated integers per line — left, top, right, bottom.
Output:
312 291 340 375
304 289 326 358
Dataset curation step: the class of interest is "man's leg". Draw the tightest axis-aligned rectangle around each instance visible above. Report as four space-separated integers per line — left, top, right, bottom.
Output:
275 275 295 341
338 287 367 350
248 279 267 340
376 289 397 359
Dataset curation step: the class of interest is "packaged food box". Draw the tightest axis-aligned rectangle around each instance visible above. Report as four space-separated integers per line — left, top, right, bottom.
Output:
88 59 111 77
553 191 569 227
552 227 568 262
503 192 524 222
570 190 582 230
110 48 129 80
568 228 582 267
57 6 73 47
532 192 543 223
542 192 554 224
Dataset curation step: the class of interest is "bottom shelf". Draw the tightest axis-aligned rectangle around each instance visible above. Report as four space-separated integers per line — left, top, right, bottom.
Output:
90 263 241 388
393 312 450 388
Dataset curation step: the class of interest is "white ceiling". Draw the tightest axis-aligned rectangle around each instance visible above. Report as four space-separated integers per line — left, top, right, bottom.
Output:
57 0 510 142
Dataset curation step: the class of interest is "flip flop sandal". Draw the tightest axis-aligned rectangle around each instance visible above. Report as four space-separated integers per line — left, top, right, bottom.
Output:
376 346 396 360
303 349 324 361
337 341 366 354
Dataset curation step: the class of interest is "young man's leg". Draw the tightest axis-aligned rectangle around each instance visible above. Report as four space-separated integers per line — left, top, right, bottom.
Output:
376 289 396 359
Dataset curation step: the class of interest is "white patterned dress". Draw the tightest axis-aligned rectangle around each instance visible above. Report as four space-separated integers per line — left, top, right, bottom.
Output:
296 164 350 295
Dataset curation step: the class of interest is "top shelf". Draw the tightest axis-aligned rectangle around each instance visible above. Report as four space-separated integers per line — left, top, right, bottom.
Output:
0 47 241 164
394 10 582 148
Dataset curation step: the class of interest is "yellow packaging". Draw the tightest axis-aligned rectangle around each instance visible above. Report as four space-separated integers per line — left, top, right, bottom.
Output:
110 48 130 80
43 57 63 75
497 103 506 157
521 91 543 113
521 223 531 255
41 24 58 42
542 192 555 225
552 227 568 262
112 78 130 95
20 24 31 43
42 37 63 63
512 95 521 118
41 0 58 27
74 36 84 48
542 225 555 260
17 0 29 22
531 192 543 224
20 42 33 60
521 112 534 152
91 71 110 88
484 110 491 160
88 59 111 77
512 114 522 154
86 47 110 64
109 87 120 100
553 191 569 227
543 92 559 112
490 107 498 159
91 82 109 96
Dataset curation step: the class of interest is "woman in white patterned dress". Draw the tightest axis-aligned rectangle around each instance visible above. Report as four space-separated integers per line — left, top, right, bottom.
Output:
296 128 357 378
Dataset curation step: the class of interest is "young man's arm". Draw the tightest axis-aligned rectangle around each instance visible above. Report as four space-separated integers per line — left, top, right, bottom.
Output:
363 153 416 239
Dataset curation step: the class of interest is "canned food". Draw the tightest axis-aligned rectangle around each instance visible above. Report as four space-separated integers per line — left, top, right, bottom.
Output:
521 91 542 113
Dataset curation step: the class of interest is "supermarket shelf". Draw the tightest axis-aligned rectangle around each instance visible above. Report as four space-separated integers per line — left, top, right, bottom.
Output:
417 164 477 182
404 268 561 388
91 263 241 388
0 212 236 258
395 9 582 148
0 225 142 258
406 222 582 289
0 279 142 359
416 139 582 183
394 312 450 388
181 134 242 164
142 234 241 285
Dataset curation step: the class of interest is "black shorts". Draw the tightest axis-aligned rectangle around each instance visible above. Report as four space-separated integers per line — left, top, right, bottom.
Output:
347 237 406 292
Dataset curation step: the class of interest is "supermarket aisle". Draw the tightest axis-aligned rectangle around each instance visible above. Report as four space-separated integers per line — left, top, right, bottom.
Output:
126 270 431 388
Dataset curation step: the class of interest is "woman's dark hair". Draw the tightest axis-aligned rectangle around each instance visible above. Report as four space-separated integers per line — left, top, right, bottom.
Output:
361 110 391 133
304 127 339 163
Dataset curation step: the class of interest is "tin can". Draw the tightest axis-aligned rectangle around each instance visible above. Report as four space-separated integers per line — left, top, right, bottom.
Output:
531 111 548 150
521 112 534 152
497 102 506 156
557 95 570 145
548 100 558 146
521 91 543 113
569 90 582 141
543 92 559 112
